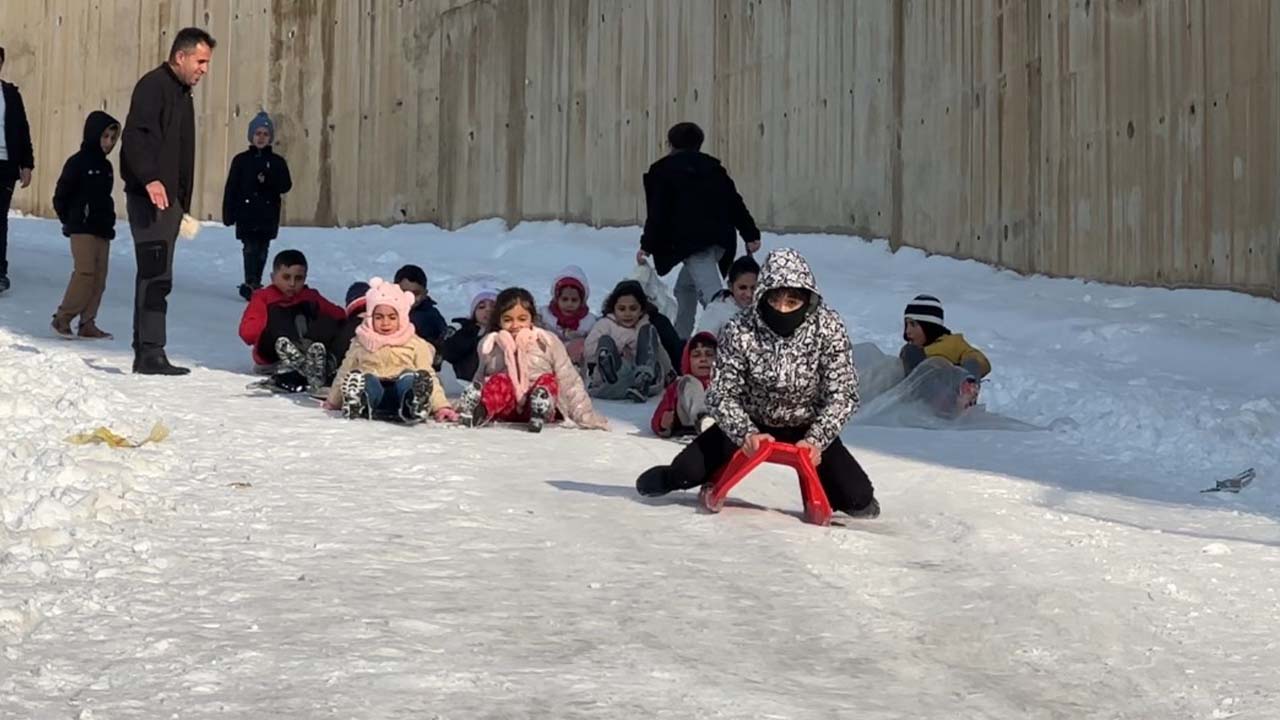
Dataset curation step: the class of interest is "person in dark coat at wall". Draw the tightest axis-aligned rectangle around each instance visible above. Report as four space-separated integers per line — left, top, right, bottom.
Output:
50 110 121 340
120 27 216 375
0 44 36 294
223 110 293 301
638 121 762 339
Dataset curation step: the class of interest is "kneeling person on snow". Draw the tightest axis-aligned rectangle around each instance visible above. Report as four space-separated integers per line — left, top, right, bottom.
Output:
237 249 345 391
900 294 991 412
635 248 880 519
651 331 717 439
327 278 456 423
457 287 608 432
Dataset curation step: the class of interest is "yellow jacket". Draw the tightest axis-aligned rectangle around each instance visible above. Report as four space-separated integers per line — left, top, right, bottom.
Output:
326 336 450 412
925 333 991 377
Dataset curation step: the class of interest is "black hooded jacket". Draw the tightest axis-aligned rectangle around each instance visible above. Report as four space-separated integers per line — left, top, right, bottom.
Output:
639 151 760 278
51 111 120 239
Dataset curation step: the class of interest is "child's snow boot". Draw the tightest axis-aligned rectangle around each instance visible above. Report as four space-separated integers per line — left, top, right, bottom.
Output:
302 342 329 393
635 466 673 497
339 371 369 420
527 386 555 433
597 346 620 385
626 367 655 403
275 337 306 372
456 381 486 427
402 370 434 422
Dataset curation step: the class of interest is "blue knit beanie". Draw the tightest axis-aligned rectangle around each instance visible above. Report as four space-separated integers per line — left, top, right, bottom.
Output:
248 111 274 144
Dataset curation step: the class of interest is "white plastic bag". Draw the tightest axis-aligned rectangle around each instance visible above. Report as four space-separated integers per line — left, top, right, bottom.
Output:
628 261 679 320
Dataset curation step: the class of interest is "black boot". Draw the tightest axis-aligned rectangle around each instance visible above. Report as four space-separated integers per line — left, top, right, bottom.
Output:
845 498 881 519
133 350 191 376
636 466 673 497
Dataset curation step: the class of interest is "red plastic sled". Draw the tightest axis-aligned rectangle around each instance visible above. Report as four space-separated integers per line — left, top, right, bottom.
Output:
698 440 833 526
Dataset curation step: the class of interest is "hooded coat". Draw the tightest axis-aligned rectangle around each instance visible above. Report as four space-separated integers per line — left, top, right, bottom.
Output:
639 151 760 278
474 327 608 430
706 248 859 450
650 331 717 436
51 111 120 239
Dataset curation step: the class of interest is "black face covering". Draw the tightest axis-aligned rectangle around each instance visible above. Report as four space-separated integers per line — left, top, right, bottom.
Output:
758 294 812 337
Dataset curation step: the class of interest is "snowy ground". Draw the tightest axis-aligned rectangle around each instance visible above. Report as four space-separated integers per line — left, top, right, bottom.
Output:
1 214 1278 719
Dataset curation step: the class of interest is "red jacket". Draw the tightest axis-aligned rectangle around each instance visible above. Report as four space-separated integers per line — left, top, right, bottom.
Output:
239 285 345 364
651 331 717 436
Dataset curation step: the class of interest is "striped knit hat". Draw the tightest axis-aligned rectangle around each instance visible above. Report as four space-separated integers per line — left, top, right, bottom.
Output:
904 294 945 326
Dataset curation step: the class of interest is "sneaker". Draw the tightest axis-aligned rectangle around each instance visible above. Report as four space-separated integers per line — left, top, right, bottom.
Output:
339 371 369 419
527 386 554 433
0 275 9 293
624 387 648 403
632 367 655 393
456 381 486 427
302 342 329 392
51 316 74 339
403 371 434 421
275 337 306 372
845 498 881 520
238 284 254 301
77 323 113 340
596 348 619 385
635 466 673 497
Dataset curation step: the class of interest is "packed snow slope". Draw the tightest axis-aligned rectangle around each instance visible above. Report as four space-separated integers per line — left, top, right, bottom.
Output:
2 215 1278 719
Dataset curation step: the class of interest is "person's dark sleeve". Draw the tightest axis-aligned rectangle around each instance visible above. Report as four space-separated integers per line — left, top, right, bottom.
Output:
121 76 164 187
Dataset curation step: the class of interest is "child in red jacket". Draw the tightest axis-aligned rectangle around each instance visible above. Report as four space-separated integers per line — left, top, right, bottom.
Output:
238 249 345 391
651 331 717 438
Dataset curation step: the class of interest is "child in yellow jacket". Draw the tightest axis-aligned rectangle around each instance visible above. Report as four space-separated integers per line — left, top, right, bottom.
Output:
900 294 990 409
325 278 456 423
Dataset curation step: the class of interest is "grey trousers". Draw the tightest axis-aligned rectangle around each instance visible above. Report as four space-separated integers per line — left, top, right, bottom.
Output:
127 194 182 353
674 246 725 338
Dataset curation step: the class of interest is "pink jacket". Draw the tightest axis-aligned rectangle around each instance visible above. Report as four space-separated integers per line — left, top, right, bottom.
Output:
475 327 609 430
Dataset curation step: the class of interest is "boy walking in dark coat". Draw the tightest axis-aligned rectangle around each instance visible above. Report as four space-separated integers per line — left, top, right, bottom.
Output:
223 111 293 301
51 111 120 339
638 122 761 338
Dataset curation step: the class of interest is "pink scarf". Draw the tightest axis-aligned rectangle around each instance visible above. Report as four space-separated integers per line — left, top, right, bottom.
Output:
354 277 417 352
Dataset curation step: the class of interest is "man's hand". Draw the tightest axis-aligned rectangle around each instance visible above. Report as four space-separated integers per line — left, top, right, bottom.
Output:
743 433 775 457
635 249 649 265
795 440 822 467
746 239 761 255
146 181 170 210
18 168 32 189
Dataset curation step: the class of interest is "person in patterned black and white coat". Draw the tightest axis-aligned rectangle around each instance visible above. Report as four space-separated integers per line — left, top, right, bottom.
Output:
634 248 880 519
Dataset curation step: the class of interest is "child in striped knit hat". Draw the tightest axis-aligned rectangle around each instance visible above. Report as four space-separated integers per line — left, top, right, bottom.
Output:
899 294 991 410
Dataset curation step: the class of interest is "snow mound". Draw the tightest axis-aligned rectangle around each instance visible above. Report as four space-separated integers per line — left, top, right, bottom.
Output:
0 329 177 642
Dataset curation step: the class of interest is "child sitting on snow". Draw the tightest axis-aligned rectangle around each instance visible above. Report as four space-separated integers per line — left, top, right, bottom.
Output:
394 264 449 353
440 290 496 383
331 281 370 368
327 278 457 423
899 294 991 411
635 248 880 519
238 249 346 392
694 255 759 339
584 280 674 402
651 331 718 438
542 266 597 365
458 287 608 432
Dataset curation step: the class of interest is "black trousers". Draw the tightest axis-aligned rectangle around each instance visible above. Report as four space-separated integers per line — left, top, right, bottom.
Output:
255 304 343 367
127 194 182 353
0 163 16 276
240 234 272 287
666 424 875 512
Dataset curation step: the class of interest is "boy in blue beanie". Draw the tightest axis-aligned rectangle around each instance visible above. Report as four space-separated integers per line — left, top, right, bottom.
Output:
223 111 293 300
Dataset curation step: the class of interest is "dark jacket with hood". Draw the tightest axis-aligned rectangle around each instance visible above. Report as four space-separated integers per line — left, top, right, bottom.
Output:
410 297 449 342
222 145 293 240
706 248 859 450
51 111 120 239
640 150 760 278
441 316 485 383
121 64 195 211
1 80 35 178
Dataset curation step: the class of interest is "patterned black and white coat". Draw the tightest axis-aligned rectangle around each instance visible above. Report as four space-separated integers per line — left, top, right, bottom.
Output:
706 248 860 450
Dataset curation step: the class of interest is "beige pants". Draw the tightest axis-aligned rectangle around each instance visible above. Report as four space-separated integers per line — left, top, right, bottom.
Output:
55 234 110 326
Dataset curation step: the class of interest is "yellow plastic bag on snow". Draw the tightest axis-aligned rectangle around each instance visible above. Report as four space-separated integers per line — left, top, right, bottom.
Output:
65 422 170 448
